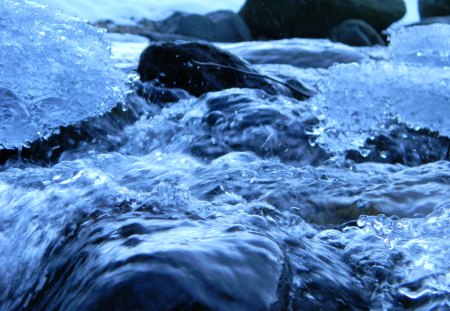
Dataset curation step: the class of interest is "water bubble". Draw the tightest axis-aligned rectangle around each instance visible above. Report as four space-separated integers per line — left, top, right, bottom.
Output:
379 151 388 159
359 148 371 158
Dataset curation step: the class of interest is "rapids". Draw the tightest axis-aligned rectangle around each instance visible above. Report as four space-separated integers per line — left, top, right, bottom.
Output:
0 1 449 310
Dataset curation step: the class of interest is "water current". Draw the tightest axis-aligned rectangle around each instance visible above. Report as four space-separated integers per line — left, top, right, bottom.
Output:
0 1 449 310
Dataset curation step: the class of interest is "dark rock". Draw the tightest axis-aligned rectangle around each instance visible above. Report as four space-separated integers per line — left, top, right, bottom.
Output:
285 239 370 310
95 19 199 42
346 125 450 166
192 89 329 165
221 38 366 68
21 216 289 311
142 32 199 42
137 41 311 100
419 0 450 18
18 210 372 310
96 11 252 43
329 19 386 46
239 0 406 39
95 18 159 37
158 10 252 42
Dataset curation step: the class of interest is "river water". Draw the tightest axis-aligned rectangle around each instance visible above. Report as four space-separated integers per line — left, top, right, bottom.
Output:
1 1 449 310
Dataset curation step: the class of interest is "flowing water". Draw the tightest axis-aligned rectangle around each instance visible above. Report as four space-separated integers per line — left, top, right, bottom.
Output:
1 1 449 310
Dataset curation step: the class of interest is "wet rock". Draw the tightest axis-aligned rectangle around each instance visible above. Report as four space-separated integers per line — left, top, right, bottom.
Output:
419 0 450 18
329 19 386 47
142 32 199 42
96 11 252 43
95 18 159 38
221 38 366 68
17 211 372 311
193 89 329 165
239 0 406 39
158 11 252 42
21 216 288 311
137 41 311 99
285 238 370 310
96 19 199 42
96 19 198 41
346 126 450 166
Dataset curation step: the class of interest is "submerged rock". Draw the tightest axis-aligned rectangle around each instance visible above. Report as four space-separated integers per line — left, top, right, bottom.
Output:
329 19 386 47
21 216 289 311
239 0 406 39
193 89 329 165
137 41 311 99
17 209 372 310
419 0 450 18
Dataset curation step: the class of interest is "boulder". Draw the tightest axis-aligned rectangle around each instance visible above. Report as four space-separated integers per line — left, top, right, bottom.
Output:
158 10 252 42
239 0 406 39
329 19 386 46
137 41 311 99
419 0 450 18
96 11 252 43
